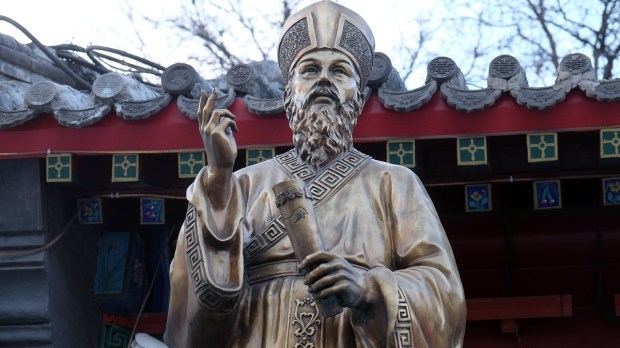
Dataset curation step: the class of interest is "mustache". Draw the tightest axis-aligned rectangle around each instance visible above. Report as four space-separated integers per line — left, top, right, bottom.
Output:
302 85 340 110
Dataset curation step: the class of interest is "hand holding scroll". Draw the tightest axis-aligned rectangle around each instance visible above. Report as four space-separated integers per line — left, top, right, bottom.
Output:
299 251 373 309
273 179 343 317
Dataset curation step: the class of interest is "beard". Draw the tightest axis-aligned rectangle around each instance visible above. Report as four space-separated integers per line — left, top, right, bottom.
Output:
283 82 364 169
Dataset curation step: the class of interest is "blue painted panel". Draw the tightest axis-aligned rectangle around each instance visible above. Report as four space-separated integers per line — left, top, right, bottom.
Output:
141 198 165 225
94 231 147 316
94 232 130 295
465 184 491 212
603 178 620 205
534 180 562 209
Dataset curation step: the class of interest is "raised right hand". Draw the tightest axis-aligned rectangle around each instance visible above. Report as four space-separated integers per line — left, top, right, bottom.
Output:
197 89 238 175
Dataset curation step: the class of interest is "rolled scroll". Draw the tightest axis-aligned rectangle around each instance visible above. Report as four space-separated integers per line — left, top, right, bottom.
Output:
272 179 343 317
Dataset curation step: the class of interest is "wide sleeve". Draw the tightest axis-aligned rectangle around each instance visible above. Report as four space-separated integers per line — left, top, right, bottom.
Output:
164 167 245 347
351 168 466 348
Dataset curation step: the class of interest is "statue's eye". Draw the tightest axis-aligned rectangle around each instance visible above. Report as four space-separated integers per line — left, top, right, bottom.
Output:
302 65 318 75
333 66 349 76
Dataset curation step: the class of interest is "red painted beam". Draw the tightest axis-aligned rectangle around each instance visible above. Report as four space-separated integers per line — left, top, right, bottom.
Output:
2 89 620 158
466 295 572 321
133 312 168 334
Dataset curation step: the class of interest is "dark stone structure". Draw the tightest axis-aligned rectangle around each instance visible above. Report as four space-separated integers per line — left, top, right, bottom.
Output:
0 159 101 347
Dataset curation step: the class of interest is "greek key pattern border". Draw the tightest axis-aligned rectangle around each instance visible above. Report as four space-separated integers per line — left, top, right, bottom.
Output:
274 150 316 181
185 204 239 313
394 288 414 348
243 218 287 263
244 149 370 264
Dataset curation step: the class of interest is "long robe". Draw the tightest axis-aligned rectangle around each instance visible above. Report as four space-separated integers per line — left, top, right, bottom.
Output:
165 148 466 347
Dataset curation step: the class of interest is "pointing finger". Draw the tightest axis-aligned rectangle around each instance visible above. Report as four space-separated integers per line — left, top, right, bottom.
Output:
197 90 207 125
200 88 218 127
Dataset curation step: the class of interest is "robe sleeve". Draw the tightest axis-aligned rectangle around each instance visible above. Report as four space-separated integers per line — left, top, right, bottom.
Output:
350 168 466 348
164 167 245 347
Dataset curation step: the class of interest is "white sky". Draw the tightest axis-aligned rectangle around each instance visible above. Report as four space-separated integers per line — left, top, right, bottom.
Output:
2 0 187 65
1 1 431 63
1 0 439 84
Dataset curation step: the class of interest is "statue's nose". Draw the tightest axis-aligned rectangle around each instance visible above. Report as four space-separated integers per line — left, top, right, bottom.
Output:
317 70 331 86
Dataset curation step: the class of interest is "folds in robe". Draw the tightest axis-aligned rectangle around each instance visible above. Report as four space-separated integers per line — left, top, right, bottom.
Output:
165 148 466 347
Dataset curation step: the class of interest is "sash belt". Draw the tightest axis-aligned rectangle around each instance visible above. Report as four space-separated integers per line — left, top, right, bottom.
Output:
247 260 369 285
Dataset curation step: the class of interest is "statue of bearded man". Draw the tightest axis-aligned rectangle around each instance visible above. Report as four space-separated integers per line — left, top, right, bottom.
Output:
164 1 466 347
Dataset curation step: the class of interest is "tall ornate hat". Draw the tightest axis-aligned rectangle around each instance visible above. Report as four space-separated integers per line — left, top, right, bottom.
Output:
277 0 375 88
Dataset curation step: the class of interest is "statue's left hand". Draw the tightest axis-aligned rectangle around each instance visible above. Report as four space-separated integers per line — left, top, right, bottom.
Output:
299 251 374 309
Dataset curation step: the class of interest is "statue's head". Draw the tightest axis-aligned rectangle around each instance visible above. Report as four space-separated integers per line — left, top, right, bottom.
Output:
278 0 375 90
278 0 375 168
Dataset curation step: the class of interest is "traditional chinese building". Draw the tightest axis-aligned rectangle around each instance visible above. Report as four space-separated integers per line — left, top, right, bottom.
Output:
0 26 619 347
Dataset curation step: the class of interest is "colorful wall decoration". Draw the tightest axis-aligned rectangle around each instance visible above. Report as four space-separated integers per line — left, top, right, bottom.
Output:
457 136 487 166
46 153 72 182
78 198 103 224
602 177 620 205
527 133 558 162
140 198 165 225
387 139 416 168
533 180 562 209
97 323 131 348
465 184 492 212
112 154 139 182
246 147 275 166
600 128 620 158
178 151 205 178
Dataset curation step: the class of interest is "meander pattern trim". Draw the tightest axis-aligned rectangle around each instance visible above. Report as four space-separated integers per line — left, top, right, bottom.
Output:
185 204 239 313
394 288 414 348
243 148 371 264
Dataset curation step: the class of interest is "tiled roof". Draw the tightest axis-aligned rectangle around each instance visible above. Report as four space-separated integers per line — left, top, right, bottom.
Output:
1 31 620 130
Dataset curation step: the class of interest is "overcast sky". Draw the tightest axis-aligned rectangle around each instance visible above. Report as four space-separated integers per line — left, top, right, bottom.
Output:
1 0 436 77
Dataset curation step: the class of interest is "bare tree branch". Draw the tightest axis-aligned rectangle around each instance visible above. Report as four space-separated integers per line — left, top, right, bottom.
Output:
123 0 620 86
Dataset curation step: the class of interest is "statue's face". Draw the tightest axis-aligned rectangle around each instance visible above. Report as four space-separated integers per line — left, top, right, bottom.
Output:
290 49 360 112
283 48 364 169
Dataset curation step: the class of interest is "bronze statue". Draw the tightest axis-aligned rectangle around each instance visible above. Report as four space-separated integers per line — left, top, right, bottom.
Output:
165 1 466 347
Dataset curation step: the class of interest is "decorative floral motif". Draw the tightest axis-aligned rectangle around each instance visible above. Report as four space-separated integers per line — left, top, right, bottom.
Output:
603 178 620 205
534 180 561 209
78 198 102 224
465 184 491 212
140 198 164 224
292 295 321 348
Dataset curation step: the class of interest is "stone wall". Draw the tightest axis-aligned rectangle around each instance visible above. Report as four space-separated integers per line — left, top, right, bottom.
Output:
0 159 101 347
